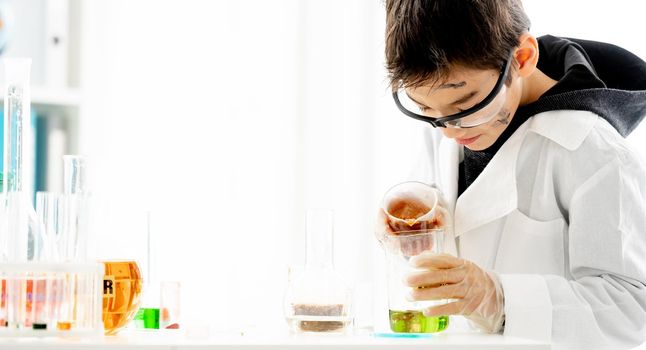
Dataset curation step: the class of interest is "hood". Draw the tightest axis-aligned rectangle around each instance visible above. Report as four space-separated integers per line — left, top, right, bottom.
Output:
519 35 646 137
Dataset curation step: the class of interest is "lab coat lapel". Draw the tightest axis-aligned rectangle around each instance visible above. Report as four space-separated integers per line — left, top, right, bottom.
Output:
437 134 460 213
436 134 460 255
453 122 530 237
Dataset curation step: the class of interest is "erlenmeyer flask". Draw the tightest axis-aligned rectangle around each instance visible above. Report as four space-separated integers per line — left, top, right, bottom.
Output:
283 209 353 333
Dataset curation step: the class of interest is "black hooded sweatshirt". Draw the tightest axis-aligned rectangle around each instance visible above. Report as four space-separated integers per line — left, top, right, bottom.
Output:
458 35 646 195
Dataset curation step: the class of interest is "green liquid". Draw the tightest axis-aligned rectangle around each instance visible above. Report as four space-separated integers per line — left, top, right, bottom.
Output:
143 308 160 329
134 308 160 329
389 310 449 333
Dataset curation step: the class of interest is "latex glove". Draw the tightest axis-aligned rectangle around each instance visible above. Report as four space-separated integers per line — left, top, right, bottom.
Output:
406 253 505 333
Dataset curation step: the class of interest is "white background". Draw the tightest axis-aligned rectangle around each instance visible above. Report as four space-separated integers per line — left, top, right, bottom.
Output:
67 0 646 331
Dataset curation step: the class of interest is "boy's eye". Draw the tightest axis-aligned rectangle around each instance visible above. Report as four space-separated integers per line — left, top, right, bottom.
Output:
418 106 429 112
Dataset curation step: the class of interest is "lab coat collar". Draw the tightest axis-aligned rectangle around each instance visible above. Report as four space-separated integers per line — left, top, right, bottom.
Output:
528 110 598 151
452 121 529 236
451 110 598 237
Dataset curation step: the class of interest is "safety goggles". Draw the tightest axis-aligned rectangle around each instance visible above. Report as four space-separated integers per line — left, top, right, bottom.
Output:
392 55 512 128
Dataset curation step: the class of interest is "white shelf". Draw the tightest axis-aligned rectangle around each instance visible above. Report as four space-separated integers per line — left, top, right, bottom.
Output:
31 87 82 107
0 86 82 107
0 329 551 350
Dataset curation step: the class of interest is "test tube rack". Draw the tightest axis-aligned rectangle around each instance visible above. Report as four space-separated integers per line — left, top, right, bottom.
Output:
0 262 104 337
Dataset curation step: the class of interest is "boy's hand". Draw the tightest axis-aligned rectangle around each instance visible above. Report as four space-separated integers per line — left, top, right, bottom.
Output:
405 253 505 333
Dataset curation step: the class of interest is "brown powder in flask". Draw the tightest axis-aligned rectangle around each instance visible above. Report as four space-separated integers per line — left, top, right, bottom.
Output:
292 303 346 332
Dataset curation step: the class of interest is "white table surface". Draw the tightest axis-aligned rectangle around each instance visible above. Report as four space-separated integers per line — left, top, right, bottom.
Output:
0 329 550 350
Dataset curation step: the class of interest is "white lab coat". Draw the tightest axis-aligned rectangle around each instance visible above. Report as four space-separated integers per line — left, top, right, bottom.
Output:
414 110 646 349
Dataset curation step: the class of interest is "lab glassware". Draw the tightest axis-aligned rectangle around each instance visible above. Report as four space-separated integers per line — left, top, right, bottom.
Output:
0 60 104 337
0 262 104 336
35 192 62 262
62 155 92 262
284 209 353 333
381 181 448 233
160 281 180 329
63 155 88 195
101 260 143 335
35 190 92 263
382 230 449 333
3 58 33 195
2 58 42 262
379 182 450 333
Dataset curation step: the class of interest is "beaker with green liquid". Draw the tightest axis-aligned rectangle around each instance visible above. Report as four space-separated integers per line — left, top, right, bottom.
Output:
382 230 449 333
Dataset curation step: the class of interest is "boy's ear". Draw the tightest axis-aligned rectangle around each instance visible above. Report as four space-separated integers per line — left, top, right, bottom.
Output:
515 33 539 78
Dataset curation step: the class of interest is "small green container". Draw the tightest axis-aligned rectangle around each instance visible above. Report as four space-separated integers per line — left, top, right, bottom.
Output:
133 307 160 329
143 308 160 329
389 310 449 333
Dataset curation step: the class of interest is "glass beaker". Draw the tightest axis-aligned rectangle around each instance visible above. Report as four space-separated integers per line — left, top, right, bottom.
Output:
382 230 448 333
283 209 353 333
381 181 448 233
379 181 450 333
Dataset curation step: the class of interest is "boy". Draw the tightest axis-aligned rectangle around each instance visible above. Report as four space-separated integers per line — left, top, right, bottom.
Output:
380 0 646 349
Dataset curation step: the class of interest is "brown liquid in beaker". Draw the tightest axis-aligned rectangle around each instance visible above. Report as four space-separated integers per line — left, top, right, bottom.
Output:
387 197 441 233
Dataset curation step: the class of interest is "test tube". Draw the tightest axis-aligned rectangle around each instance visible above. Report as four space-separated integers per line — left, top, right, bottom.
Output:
63 155 88 195
61 155 91 261
36 192 62 262
0 275 6 327
31 273 48 330
46 272 63 330
160 281 180 329
6 271 27 329
3 58 33 194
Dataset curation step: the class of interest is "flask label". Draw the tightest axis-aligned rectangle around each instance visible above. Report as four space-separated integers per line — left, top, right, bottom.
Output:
103 276 115 297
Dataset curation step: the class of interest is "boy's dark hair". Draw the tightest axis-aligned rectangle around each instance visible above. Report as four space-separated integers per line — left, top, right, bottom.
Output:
385 0 530 88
